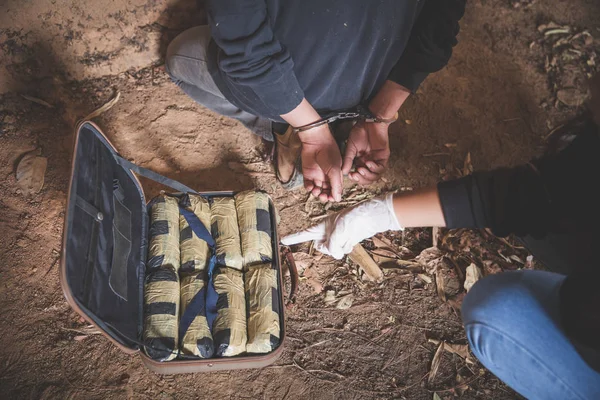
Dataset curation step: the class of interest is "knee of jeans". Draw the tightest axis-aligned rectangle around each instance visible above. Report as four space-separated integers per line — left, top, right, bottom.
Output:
461 271 533 327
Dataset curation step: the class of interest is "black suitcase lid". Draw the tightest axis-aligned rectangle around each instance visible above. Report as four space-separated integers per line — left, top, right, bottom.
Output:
61 122 148 350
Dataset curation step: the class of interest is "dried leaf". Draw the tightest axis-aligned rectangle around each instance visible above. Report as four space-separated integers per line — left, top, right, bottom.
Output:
557 88 588 107
433 394 442 400
82 91 121 121
304 266 323 293
428 339 475 365
418 273 432 284
456 374 469 396
21 94 54 108
324 290 337 305
292 252 313 275
16 151 47 195
435 271 446 302
416 247 444 273
432 227 440 248
464 263 483 292
336 294 354 310
462 152 473 176
428 341 445 385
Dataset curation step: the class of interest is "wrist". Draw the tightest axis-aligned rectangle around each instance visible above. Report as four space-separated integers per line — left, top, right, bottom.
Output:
384 192 403 231
369 80 411 119
297 124 332 144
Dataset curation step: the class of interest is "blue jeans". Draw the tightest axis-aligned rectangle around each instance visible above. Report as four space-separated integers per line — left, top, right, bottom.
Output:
462 270 600 399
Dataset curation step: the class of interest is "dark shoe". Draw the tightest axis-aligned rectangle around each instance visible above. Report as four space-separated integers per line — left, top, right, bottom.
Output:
274 126 303 189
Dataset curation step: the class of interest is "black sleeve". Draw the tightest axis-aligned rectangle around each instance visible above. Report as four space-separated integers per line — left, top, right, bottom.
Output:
437 165 553 238
206 0 304 115
388 0 466 92
438 118 600 237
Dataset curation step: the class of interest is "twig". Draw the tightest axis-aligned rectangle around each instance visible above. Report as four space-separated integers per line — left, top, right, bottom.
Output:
21 94 54 108
301 339 333 351
292 358 345 383
44 255 61 277
423 152 451 157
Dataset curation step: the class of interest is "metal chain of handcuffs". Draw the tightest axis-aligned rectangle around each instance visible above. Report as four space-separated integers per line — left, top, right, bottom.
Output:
291 104 398 133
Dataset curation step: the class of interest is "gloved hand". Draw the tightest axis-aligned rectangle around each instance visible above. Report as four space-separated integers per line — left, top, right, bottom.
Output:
281 193 402 259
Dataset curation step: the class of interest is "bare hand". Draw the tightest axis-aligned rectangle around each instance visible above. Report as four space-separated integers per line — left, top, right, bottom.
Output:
342 121 390 184
299 125 343 202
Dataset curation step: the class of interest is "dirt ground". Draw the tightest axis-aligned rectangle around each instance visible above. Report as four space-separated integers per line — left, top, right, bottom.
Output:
1 0 599 399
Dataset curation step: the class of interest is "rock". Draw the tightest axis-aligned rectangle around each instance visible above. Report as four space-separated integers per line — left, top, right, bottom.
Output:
16 150 47 196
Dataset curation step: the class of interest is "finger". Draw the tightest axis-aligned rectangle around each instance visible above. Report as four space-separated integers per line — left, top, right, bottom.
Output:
318 192 329 203
327 168 343 202
311 179 323 197
365 161 386 174
356 166 380 182
321 181 330 190
350 170 378 185
281 227 326 245
304 179 314 193
342 144 357 175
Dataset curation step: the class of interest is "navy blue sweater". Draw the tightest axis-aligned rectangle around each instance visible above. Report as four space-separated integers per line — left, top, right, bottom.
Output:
205 0 465 120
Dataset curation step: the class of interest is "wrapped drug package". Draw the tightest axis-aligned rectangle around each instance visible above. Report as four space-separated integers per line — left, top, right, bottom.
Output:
147 195 180 271
144 195 181 360
179 194 211 274
234 190 273 266
245 264 281 353
144 268 180 361
210 197 244 270
178 194 214 358
180 274 214 358
212 267 247 357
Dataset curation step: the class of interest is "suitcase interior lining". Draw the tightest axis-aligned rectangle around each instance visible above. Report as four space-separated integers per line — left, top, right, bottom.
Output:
65 124 147 349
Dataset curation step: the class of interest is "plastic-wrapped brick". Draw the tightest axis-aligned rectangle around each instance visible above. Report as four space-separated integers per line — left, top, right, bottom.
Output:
179 194 211 274
143 268 180 361
147 195 180 272
234 191 273 267
245 264 281 353
210 197 243 271
212 268 247 357
180 274 214 358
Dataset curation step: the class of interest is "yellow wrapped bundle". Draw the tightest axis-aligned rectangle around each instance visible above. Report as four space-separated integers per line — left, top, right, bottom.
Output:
147 195 180 271
143 268 180 361
212 268 247 357
234 191 273 267
210 197 243 271
180 274 214 358
245 264 281 353
179 194 211 274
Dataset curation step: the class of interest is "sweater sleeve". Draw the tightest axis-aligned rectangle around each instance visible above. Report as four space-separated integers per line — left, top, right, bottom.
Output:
437 165 553 238
206 0 304 115
437 118 600 237
388 0 466 92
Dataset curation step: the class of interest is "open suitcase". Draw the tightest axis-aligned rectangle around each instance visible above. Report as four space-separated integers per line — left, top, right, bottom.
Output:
60 121 287 374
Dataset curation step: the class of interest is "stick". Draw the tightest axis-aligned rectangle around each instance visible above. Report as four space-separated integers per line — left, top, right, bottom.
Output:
348 243 384 283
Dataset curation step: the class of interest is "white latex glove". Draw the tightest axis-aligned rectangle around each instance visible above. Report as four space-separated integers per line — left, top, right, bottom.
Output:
281 193 403 259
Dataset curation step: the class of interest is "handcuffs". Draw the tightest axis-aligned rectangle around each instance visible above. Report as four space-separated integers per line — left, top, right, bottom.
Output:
292 104 398 134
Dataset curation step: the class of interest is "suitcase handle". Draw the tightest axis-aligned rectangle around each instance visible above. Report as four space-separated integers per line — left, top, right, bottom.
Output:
282 247 299 304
